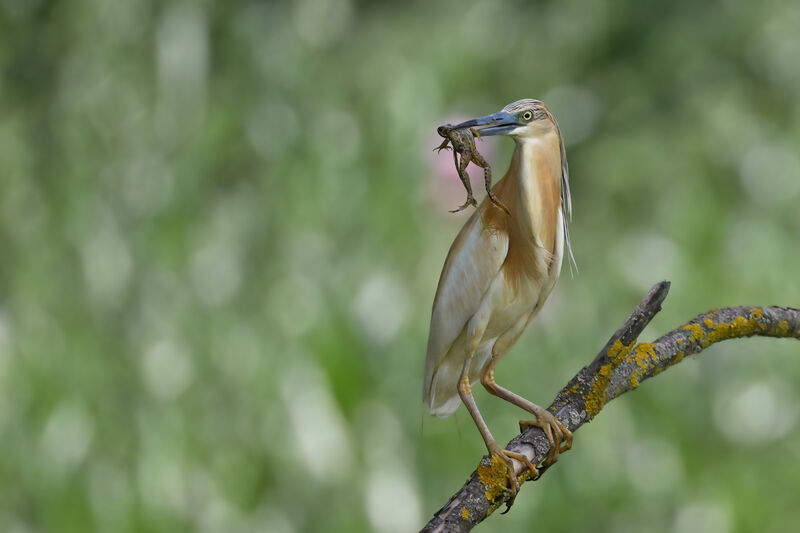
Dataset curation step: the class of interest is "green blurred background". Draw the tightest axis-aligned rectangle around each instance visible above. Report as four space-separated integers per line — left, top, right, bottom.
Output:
1 0 799 531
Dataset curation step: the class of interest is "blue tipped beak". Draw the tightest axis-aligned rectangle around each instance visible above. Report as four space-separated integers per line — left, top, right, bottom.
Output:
451 111 522 136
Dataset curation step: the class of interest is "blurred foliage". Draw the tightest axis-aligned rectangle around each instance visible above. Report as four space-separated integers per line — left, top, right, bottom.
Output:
0 0 799 532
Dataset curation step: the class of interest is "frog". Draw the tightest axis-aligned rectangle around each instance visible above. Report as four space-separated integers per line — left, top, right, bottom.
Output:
434 124 510 214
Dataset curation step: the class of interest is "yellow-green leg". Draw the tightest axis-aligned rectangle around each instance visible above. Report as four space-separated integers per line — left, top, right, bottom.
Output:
457 354 531 505
480 354 572 468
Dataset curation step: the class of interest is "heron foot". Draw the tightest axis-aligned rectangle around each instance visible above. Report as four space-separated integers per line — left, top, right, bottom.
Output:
519 410 573 468
502 449 540 482
486 443 522 512
449 196 479 213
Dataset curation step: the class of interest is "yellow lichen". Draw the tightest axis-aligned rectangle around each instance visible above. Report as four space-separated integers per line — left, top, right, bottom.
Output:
461 508 470 520
633 343 657 369
477 455 510 509
607 338 629 360
592 310 792 423
699 315 768 348
682 323 704 343
626 343 659 390
584 338 636 417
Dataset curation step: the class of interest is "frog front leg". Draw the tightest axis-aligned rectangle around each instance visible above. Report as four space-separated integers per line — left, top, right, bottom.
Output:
433 137 451 153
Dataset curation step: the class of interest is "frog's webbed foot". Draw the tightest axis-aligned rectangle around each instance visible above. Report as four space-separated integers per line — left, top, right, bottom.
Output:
470 127 481 140
487 190 510 215
449 195 478 213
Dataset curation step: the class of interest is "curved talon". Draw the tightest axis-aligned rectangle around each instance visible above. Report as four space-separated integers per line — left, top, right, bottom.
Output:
558 420 573 454
493 452 519 493
487 447 520 512
519 412 572 467
502 449 539 481
485 446 545 514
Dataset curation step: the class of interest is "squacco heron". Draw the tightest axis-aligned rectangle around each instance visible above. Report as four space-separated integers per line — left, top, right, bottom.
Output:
424 99 575 499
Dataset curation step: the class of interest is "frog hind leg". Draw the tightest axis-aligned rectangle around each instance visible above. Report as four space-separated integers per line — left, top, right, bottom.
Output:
474 155 509 215
450 150 478 213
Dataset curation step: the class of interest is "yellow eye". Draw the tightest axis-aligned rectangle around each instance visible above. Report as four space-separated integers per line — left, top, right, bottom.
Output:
522 111 533 121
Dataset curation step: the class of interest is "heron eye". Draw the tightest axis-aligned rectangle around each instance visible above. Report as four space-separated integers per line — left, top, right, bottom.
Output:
522 111 533 121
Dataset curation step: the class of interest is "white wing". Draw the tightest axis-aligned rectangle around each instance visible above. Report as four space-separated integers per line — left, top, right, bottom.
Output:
422 210 509 415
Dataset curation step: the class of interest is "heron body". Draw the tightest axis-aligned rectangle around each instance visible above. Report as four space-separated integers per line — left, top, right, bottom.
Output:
423 99 575 498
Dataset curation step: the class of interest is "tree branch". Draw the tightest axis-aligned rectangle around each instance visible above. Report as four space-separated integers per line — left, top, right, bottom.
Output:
420 281 800 533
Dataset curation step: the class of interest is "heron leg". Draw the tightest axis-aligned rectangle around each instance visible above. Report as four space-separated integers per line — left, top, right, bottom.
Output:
450 151 478 213
480 354 572 468
457 354 524 506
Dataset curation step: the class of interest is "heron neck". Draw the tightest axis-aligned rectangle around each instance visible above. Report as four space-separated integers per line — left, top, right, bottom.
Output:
511 133 563 255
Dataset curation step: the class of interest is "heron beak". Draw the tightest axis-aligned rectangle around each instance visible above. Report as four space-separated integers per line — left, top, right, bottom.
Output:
451 111 522 136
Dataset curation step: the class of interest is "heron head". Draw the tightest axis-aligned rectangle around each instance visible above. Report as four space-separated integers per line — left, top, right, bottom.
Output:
452 99 557 141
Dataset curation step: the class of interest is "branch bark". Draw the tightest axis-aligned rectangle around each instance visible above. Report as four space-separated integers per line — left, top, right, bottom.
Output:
420 281 800 533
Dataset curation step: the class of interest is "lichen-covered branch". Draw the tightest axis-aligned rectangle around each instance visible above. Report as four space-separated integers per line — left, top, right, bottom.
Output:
420 281 800 533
